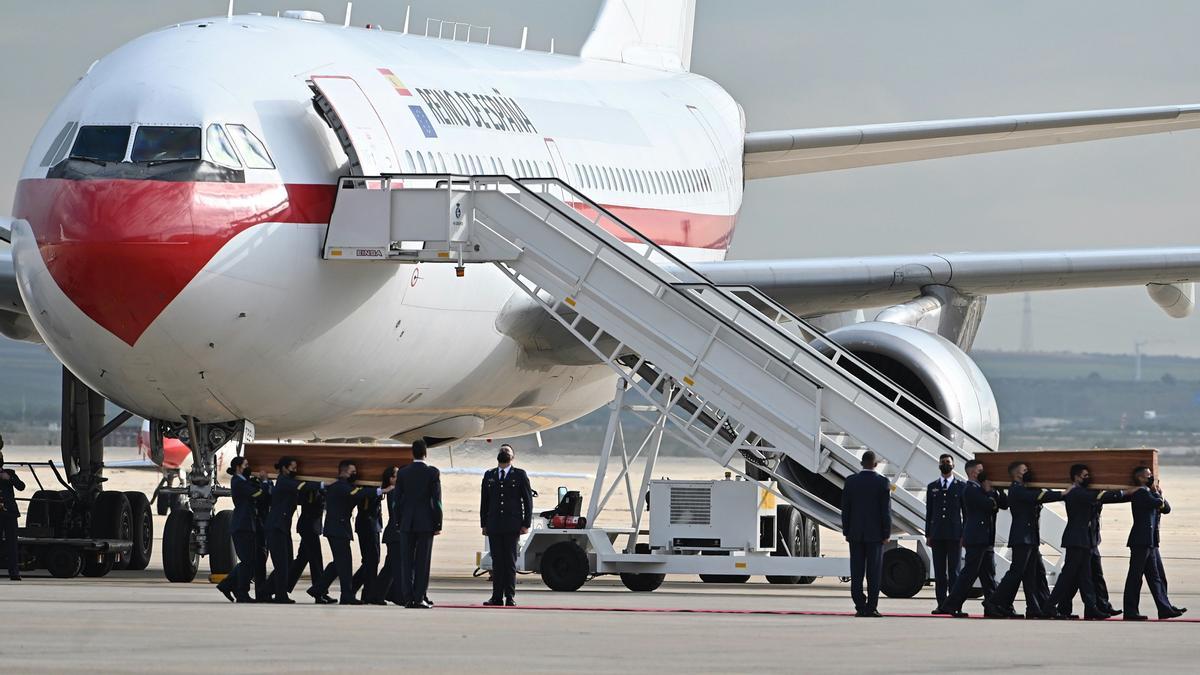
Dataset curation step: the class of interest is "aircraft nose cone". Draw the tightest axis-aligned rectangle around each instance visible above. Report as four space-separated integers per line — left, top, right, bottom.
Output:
13 178 334 346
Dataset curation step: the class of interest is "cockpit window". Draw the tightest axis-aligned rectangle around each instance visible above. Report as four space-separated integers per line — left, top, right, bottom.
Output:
205 125 242 168
131 126 201 163
40 122 78 167
226 124 275 169
69 125 130 162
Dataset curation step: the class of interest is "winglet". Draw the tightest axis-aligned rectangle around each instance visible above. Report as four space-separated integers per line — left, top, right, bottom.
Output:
580 0 696 72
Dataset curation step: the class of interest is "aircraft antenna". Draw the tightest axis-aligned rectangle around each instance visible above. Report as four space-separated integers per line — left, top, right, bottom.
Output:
403 5 411 34
226 0 234 18
520 26 528 50
344 2 352 27
550 38 556 54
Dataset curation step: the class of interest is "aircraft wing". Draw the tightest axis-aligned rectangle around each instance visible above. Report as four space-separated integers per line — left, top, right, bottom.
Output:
744 104 1200 179
693 247 1200 317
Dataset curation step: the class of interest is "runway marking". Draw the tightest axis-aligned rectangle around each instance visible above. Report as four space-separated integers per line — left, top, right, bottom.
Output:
438 604 1200 621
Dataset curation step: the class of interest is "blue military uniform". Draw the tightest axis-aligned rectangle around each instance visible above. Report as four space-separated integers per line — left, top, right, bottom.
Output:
481 465 532 604
315 478 378 603
1123 487 1173 616
352 487 383 602
925 475 965 607
217 472 268 601
941 480 1004 613
375 491 401 604
979 485 1008 599
987 482 1063 616
264 473 320 601
1045 487 1129 617
0 464 26 579
840 469 892 615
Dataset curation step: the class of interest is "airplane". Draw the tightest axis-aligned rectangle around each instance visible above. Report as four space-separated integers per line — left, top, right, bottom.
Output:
3 0 1200 581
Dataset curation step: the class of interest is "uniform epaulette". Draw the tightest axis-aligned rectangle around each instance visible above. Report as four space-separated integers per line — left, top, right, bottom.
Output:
1095 491 1107 501
1036 489 1047 501
252 490 263 498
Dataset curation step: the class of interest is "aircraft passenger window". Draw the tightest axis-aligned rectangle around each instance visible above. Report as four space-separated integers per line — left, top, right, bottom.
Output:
404 151 416 172
618 168 629 191
435 153 447 173
226 124 274 169
40 121 78 167
69 125 131 162
452 154 463 173
416 152 427 172
205 125 242 168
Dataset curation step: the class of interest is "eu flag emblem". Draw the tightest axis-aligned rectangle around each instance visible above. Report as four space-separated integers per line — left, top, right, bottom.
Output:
410 106 438 138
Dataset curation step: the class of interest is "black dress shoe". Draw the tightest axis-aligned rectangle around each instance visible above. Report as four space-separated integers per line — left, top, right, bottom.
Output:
272 597 296 604
367 599 386 606
1084 611 1110 620
424 596 435 607
483 598 504 606
1159 608 1184 620
983 603 1011 619
1105 609 1123 617
1171 606 1187 615
340 598 363 605
931 607 952 616
315 595 336 605
417 600 432 609
950 611 969 618
854 610 869 617
235 594 255 603
9 576 22 581
868 609 882 617
1053 613 1079 620
504 598 516 607
1124 614 1149 621
219 588 236 603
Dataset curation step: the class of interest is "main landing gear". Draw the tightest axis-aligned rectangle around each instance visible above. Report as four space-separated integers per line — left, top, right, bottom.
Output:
154 418 245 582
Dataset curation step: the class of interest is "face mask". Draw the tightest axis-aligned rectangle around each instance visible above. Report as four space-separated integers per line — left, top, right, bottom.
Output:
1080 477 1092 488
1144 474 1155 486
347 473 358 484
498 452 512 464
1022 470 1034 483
977 471 988 484
939 463 953 475
242 466 253 477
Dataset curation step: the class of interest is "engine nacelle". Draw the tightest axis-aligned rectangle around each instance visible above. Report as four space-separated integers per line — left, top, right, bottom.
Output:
822 321 999 448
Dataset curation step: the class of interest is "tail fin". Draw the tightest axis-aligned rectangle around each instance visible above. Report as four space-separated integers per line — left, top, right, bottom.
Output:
580 0 696 72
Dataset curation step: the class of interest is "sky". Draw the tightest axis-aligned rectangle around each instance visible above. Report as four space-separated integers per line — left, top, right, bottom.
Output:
2 0 1199 355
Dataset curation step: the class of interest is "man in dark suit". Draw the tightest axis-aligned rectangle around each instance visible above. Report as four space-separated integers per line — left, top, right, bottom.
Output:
0 445 27 581
925 453 965 611
1123 466 1185 620
218 456 269 603
937 459 1003 617
394 440 442 608
314 460 389 605
840 450 892 617
263 456 321 603
985 461 1065 618
481 443 533 606
1044 463 1130 619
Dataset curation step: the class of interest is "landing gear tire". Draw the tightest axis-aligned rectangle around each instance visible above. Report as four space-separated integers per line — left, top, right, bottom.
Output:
208 510 236 576
44 545 83 579
699 551 750 584
85 491 131 575
123 491 154 571
540 541 590 592
881 547 926 599
619 544 664 592
163 509 199 583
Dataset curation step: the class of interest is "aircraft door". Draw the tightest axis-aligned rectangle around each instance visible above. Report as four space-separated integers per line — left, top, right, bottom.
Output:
310 76 400 176
544 138 568 181
687 105 735 210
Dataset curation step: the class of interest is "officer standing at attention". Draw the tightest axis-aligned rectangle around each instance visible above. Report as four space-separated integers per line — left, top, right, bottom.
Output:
1124 466 1186 620
0 441 27 581
315 460 391 605
984 461 1066 618
1044 464 1129 619
840 450 892 617
924 453 964 612
481 443 533 606
264 456 321 604
218 456 268 603
935 459 1001 617
394 440 442 608
352 466 385 605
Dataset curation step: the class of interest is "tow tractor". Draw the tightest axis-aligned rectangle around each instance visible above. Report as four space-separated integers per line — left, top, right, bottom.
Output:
0 460 142 578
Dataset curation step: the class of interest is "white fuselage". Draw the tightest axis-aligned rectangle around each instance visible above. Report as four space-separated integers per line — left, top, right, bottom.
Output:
10 15 745 441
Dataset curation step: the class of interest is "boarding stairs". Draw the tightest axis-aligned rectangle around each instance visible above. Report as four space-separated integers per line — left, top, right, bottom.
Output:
320 173 1067 573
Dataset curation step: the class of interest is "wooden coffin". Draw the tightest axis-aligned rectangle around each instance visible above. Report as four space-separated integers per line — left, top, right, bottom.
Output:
973 448 1158 490
242 443 413 486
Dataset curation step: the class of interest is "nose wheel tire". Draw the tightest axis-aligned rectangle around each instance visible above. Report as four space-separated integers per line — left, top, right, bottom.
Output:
881 547 927 599
163 509 199 583
85 491 131 576
123 491 154 571
207 510 236 576
540 541 590 592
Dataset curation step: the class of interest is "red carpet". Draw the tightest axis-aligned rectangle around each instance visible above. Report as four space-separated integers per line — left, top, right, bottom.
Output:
439 604 1198 621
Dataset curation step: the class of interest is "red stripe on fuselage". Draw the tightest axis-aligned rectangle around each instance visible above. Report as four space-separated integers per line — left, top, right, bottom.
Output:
13 178 732 346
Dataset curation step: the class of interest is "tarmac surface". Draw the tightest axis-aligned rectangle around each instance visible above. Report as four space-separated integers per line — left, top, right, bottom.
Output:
2 450 1198 672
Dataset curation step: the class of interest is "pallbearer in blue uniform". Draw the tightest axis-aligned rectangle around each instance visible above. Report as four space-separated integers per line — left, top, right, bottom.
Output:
314 460 390 605
218 456 268 603
290 483 327 602
352 473 384 605
372 466 401 605
395 440 442 608
840 450 892 617
977 470 1008 601
481 443 533 607
924 453 965 611
0 444 27 581
985 461 1064 618
1123 466 1186 620
936 459 1003 617
1043 464 1130 620
263 456 321 604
